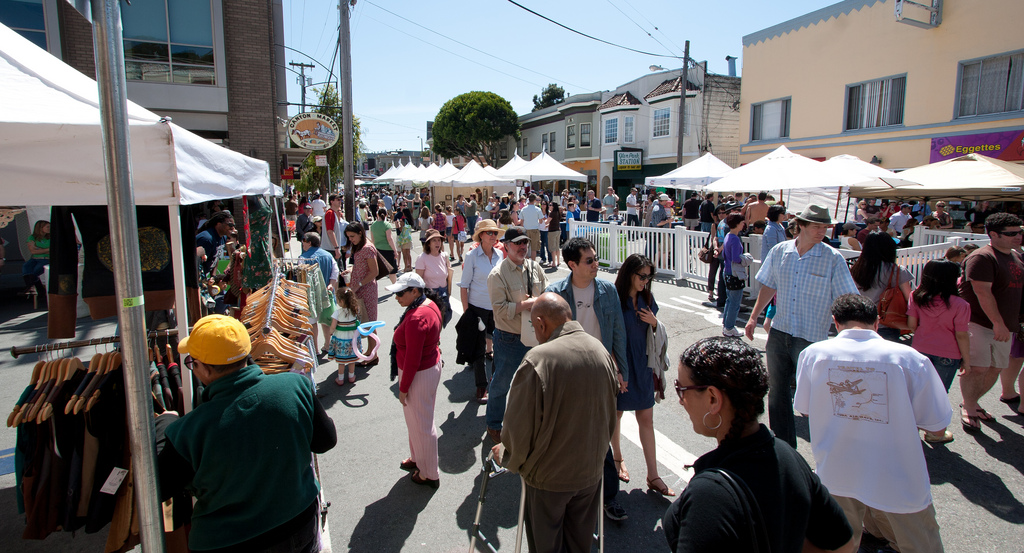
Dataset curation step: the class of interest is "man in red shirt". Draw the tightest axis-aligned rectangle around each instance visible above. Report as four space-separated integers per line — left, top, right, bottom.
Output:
856 217 880 246
323 194 348 271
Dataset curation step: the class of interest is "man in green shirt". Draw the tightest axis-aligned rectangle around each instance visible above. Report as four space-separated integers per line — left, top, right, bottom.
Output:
465 193 480 233
370 208 399 284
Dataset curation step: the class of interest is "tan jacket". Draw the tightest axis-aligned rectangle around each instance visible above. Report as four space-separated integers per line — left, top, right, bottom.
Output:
487 257 548 334
500 321 618 492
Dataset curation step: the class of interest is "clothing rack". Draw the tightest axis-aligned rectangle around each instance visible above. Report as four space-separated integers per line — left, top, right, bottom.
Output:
11 328 181 359
262 266 283 336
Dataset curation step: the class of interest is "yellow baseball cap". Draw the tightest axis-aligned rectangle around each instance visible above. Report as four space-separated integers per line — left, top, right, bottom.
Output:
178 315 251 365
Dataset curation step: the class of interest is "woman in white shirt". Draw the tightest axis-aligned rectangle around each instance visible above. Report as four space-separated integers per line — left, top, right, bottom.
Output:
839 222 861 251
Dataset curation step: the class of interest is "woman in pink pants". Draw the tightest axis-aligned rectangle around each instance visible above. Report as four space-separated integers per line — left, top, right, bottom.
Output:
388 272 444 487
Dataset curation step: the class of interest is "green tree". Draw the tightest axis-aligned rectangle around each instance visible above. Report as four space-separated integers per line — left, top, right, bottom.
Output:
431 91 521 168
532 83 566 112
295 84 362 196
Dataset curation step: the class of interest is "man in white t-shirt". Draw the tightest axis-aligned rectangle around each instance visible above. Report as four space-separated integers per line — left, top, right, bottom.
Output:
795 294 950 553
625 188 639 226
602 187 619 221
888 203 913 235
310 194 327 218
518 194 544 260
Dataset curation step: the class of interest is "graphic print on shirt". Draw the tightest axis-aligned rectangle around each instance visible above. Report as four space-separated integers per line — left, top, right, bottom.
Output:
826 365 889 424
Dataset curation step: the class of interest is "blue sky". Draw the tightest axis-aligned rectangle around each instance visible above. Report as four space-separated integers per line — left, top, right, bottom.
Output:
282 0 841 154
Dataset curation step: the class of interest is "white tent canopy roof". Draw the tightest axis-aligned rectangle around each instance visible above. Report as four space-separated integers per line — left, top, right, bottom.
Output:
440 160 515 186
707 146 904 193
645 152 733 190
498 151 588 182
493 154 530 179
372 161 403 182
0 23 274 206
849 153 1024 199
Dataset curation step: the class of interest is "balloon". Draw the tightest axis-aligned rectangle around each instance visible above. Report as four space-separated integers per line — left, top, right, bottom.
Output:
352 321 385 361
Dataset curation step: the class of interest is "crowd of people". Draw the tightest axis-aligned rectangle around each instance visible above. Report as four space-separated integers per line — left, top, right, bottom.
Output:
164 184 1024 553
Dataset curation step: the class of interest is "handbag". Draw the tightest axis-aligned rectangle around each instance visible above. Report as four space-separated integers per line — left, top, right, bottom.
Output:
725 274 746 291
519 264 540 347
698 229 716 264
877 266 910 331
374 250 393 281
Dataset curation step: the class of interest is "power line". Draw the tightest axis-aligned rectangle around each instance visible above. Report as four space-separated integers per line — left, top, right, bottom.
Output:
618 0 689 57
505 0 682 60
355 112 423 132
360 12 548 89
363 0 592 92
603 0 681 59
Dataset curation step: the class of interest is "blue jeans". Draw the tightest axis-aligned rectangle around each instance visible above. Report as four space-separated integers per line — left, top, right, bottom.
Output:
487 328 531 431
700 222 713 233
765 329 814 449
539 230 549 262
922 352 960 392
22 258 48 278
467 215 478 234
722 286 743 331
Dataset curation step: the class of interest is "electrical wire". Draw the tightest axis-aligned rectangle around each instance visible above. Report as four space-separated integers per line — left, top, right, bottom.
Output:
603 0 681 60
618 0 689 57
354 112 423 132
505 0 682 60
363 0 592 92
360 12 548 89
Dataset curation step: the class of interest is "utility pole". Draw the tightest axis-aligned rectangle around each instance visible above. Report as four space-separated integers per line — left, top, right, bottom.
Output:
289 61 315 112
676 40 690 168
340 0 356 220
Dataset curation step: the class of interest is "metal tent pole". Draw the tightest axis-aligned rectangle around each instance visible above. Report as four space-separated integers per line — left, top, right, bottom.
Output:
340 0 355 221
91 1 166 550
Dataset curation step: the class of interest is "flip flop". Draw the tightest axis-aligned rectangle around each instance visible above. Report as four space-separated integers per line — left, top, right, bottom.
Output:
974 407 995 421
613 458 630 483
960 404 981 433
999 395 1021 404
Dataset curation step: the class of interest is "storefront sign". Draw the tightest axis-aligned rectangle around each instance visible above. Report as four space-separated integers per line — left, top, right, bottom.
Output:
288 113 340 151
315 155 328 167
930 129 1024 163
615 150 642 171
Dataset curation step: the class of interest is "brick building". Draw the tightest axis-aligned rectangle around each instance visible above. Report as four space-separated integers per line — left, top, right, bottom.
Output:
4 0 287 185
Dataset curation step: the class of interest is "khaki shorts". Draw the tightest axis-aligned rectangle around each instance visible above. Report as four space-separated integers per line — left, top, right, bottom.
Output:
526 229 541 251
969 321 1012 369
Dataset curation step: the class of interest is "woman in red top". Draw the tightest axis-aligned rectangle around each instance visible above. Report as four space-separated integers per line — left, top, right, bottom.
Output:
388 272 443 487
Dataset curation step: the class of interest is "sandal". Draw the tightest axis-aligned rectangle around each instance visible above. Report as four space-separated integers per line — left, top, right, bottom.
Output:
923 430 954 444
999 395 1021 404
399 458 418 472
960 403 981 433
613 458 630 483
646 476 676 497
974 407 995 421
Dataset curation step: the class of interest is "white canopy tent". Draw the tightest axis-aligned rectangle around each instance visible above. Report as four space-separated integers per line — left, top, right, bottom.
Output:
848 153 1024 200
0 22 278 413
372 161 403 182
498 151 588 182
707 146 892 193
645 152 733 190
493 152 531 179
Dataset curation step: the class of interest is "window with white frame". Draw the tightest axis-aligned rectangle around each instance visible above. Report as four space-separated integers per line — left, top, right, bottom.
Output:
121 0 216 85
580 123 591 147
542 133 548 151
653 107 671 137
750 99 790 141
623 116 635 143
958 52 1024 117
549 131 556 152
604 118 618 144
566 125 576 148
845 76 906 130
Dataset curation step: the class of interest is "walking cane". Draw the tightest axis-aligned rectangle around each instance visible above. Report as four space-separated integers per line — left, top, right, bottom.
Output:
513 476 527 553
598 474 605 553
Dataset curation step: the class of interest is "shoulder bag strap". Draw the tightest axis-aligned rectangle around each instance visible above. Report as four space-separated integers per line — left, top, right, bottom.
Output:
703 468 772 553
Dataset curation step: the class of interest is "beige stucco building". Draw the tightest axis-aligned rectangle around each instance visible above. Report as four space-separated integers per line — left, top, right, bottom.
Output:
739 0 1024 169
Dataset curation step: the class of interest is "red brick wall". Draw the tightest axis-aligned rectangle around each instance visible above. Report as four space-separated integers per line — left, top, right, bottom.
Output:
57 1 95 78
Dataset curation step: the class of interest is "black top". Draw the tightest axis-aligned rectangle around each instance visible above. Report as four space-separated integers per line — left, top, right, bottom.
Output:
683 197 702 219
699 199 716 223
663 425 852 553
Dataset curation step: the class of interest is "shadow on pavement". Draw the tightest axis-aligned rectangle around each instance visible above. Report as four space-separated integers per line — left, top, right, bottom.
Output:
347 477 437 553
315 363 374 410
438 402 485 476
0 484 108 552
442 364 479 404
602 488 675 551
455 442 520 553
925 439 1024 524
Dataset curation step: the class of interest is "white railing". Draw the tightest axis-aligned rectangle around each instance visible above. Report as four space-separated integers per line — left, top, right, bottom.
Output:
569 220 994 291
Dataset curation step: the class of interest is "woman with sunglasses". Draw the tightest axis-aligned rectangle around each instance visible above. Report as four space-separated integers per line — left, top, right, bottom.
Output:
612 254 673 496
387 272 444 488
664 337 853 552
458 219 505 403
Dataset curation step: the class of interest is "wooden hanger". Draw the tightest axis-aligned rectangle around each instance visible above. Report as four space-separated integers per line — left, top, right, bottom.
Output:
83 352 121 413
66 353 104 415
39 357 85 423
7 360 46 427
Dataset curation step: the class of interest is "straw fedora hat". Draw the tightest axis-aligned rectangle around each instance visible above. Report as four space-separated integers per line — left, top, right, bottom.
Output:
472 219 506 242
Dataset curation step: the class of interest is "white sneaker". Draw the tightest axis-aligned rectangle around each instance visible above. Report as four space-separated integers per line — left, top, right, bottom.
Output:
722 327 741 337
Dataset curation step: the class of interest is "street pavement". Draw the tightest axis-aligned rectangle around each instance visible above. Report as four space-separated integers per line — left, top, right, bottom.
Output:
0 236 1022 552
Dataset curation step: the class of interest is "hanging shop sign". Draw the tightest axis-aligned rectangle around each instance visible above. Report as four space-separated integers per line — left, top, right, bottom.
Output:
930 129 1024 163
615 150 642 171
288 113 340 151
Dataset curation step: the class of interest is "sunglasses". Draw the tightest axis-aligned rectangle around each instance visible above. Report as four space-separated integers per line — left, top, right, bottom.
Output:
998 230 1022 237
674 379 709 400
226 222 236 227
395 288 410 298
482 231 499 236
183 355 196 371
582 256 600 265
635 272 653 281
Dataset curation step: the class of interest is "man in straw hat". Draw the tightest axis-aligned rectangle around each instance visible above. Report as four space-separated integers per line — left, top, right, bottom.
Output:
744 204 858 448
458 219 505 404
157 315 337 552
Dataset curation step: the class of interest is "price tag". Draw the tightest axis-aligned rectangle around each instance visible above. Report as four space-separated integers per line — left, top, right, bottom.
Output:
100 467 129 495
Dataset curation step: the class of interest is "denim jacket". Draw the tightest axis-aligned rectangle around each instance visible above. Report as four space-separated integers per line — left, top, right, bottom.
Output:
545 276 628 381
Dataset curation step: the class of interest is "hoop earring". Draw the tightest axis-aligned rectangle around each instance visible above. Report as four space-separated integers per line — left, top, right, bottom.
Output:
703 411 723 431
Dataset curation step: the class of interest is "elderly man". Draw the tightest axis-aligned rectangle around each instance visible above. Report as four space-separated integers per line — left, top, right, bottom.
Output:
958 212 1024 432
486 226 548 443
744 205 859 448
585 189 602 222
158 315 337 552
602 187 619 221
796 294 949 553
497 293 618 553
295 204 315 239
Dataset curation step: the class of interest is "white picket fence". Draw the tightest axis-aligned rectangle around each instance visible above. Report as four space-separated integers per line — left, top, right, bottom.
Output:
566 220 991 291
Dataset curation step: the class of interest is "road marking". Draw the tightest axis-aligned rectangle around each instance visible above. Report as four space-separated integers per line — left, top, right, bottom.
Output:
671 296 704 307
658 303 691 313
618 414 697 484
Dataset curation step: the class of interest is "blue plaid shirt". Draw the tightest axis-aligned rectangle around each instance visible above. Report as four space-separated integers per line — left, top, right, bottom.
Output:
755 240 858 342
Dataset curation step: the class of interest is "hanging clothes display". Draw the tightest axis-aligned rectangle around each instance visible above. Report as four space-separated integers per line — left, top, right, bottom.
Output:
240 263 318 374
242 195 274 290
